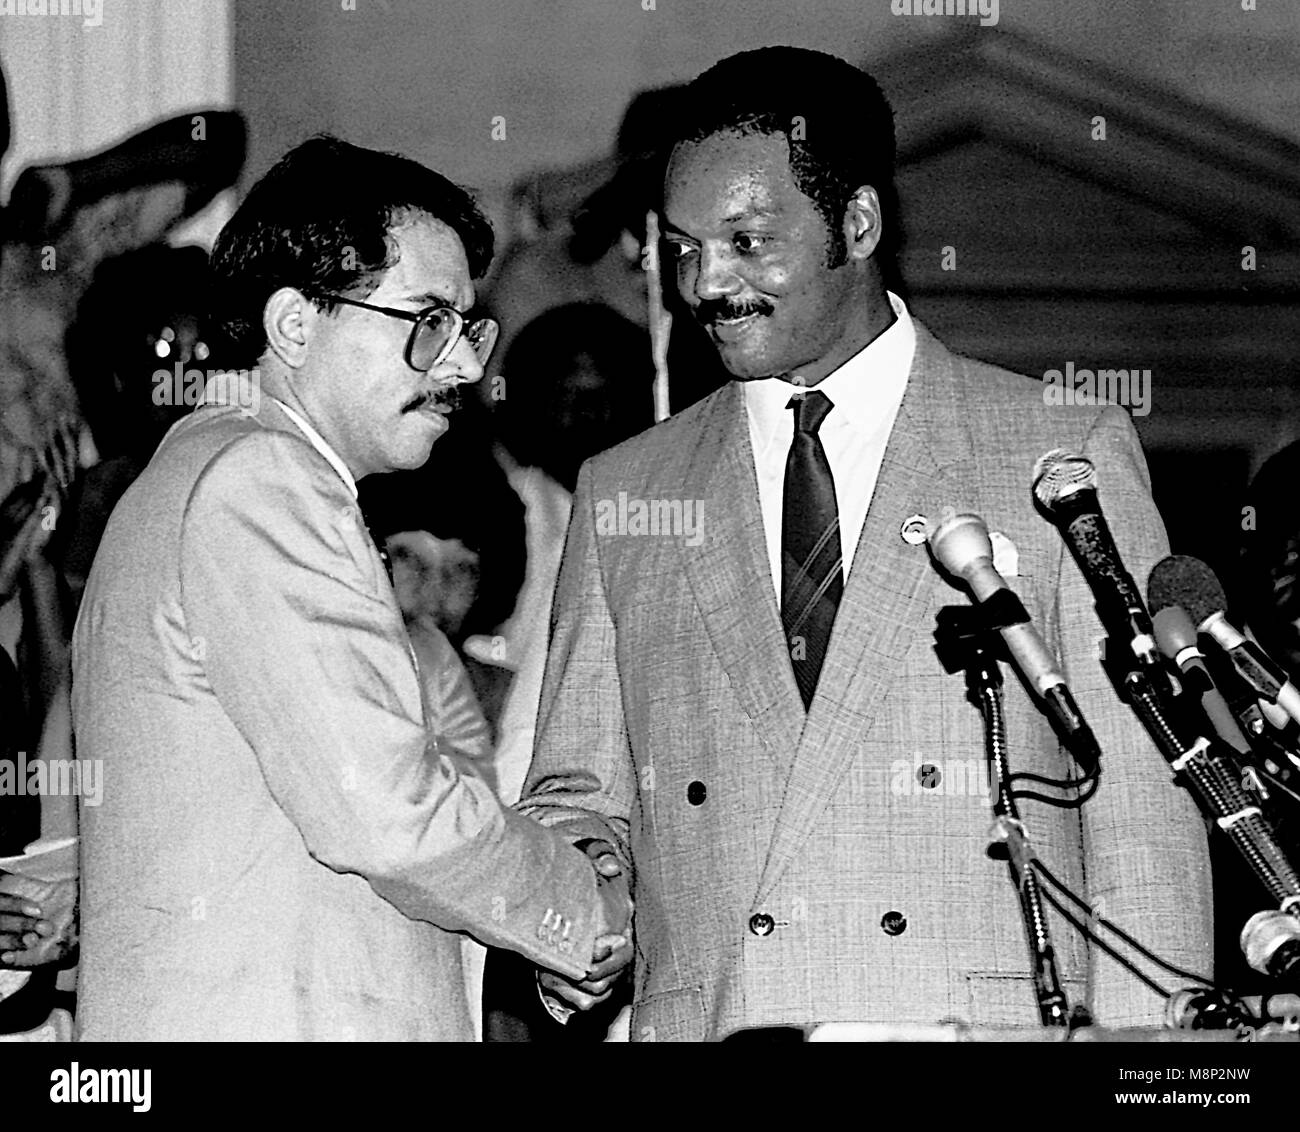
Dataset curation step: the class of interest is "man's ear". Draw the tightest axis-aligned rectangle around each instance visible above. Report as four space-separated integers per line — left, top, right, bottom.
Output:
263 286 313 369
843 186 884 263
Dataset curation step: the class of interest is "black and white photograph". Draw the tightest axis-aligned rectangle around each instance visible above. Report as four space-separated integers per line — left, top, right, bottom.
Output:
0 0 1297 1108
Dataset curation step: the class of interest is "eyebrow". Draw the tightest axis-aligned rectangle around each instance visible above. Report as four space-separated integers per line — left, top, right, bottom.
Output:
402 290 469 311
660 208 775 235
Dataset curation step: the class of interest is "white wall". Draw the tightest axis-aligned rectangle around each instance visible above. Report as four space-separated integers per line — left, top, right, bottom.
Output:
0 0 233 205
232 0 1300 200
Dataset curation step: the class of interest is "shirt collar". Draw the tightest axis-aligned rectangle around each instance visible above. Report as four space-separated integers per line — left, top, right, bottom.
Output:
743 291 916 455
270 397 359 499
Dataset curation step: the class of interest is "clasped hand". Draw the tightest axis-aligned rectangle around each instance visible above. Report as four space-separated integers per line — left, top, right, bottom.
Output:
538 839 633 1012
0 873 78 969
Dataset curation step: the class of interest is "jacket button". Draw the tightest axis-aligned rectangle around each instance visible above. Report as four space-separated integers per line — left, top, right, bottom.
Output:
748 912 775 937
687 780 707 805
881 910 907 936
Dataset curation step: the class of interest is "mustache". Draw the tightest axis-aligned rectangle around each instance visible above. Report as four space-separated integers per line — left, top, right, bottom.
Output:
402 384 463 413
695 298 774 326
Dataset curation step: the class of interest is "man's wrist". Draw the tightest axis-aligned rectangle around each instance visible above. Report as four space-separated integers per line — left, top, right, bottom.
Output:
535 970 575 1025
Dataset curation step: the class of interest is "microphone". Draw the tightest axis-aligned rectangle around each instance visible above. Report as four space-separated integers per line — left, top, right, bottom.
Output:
1146 563 1254 758
1241 910 1300 989
1164 987 1256 1031
1031 450 1160 668
1144 555 1300 729
929 512 1101 773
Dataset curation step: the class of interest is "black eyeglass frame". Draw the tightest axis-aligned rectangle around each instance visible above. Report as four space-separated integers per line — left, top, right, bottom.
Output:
318 293 499 372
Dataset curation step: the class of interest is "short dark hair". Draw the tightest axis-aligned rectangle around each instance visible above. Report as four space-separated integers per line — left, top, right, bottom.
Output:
676 47 898 268
210 135 494 366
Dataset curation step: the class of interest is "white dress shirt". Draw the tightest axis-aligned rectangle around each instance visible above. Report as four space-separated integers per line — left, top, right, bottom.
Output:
743 291 916 603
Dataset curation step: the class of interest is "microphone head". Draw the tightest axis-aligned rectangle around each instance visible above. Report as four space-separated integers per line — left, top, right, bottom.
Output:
1146 555 1227 631
927 512 993 581
1032 450 1097 511
1151 605 1200 661
1240 910 1300 977
1164 987 1254 1031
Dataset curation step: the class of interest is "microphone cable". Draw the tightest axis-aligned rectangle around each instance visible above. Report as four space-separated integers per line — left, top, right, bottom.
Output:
1031 855 1215 990
1005 765 1100 808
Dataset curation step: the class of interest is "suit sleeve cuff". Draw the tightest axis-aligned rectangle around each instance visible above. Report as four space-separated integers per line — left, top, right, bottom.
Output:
536 970 575 1025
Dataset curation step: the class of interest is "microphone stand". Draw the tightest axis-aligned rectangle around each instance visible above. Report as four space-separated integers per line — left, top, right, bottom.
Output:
1207 648 1300 827
936 608 1071 1028
1102 637 1300 996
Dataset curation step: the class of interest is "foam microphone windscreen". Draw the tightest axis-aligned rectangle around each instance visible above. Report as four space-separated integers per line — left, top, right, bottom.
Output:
1146 555 1227 629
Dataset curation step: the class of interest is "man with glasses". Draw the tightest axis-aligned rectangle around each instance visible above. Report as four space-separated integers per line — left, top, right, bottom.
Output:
70 136 630 1041
321 294 498 378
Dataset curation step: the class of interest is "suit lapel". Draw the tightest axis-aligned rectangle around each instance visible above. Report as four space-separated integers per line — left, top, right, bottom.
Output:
675 383 806 768
754 325 982 903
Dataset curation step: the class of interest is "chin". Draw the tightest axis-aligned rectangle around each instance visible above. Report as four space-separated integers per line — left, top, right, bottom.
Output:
385 413 449 468
717 348 785 382
387 438 440 471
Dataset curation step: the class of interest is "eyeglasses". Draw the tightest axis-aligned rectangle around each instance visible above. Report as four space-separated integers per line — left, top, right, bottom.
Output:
319 294 499 372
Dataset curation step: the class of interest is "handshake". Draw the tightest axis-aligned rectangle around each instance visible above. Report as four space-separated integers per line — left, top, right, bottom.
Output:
538 838 634 1016
0 873 78 969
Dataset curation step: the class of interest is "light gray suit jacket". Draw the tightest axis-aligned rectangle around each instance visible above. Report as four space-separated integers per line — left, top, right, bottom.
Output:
72 396 604 1041
519 324 1214 1041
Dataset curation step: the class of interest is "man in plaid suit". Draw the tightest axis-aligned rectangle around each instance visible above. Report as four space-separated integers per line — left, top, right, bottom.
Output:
517 47 1213 1041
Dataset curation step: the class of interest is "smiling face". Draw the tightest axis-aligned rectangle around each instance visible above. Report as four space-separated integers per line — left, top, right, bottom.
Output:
295 214 483 479
663 130 879 384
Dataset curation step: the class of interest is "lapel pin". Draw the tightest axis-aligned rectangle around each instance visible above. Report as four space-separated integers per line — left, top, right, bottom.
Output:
899 513 930 545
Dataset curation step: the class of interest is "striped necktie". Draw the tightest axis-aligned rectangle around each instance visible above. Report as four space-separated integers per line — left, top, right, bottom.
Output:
781 389 844 709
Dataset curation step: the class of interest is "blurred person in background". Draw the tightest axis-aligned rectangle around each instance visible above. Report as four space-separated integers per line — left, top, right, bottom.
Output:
60 244 229 601
1239 438 1300 683
0 71 245 512
361 398 527 739
486 85 728 421
0 424 82 1037
0 63 80 1038
0 67 244 1040
384 530 492 758
483 302 655 1042
366 407 532 1044
490 302 656 804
